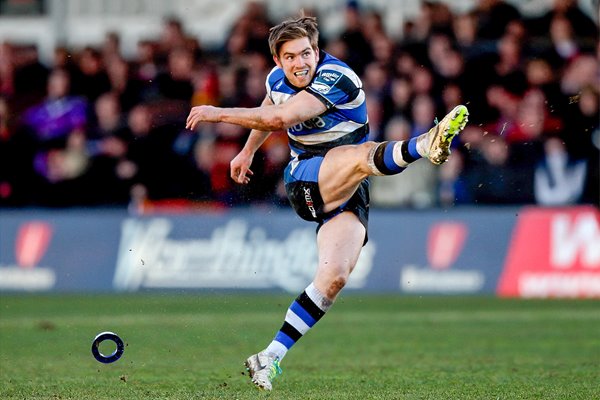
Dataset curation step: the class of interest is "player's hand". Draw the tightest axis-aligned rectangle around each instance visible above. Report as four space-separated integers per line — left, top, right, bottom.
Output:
186 105 220 130
230 150 254 184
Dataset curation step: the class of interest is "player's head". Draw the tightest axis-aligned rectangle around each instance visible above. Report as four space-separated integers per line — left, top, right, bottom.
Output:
269 16 320 88
268 16 319 58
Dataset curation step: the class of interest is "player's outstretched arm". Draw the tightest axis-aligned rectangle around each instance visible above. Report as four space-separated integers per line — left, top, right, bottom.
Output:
185 90 326 132
228 96 274 185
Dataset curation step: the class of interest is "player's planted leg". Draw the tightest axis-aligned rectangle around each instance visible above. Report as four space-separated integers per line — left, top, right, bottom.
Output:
244 282 331 391
245 351 282 391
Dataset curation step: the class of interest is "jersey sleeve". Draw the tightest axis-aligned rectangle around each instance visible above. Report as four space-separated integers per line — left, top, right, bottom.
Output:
265 66 279 104
305 66 363 109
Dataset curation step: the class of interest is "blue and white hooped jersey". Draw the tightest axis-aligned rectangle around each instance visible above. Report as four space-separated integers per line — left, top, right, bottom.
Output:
266 51 369 158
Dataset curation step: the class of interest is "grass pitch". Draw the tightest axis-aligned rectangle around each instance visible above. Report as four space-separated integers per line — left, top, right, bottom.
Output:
0 293 599 399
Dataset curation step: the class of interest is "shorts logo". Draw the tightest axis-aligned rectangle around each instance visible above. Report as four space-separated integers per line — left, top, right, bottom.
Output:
303 187 317 219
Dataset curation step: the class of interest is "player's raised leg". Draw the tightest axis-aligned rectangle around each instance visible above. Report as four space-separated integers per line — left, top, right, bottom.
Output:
416 104 469 165
318 105 469 212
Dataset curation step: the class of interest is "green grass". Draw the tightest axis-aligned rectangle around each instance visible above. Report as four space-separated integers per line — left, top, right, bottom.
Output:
0 293 599 399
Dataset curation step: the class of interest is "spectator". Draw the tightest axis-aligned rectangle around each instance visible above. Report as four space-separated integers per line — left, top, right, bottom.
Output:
223 1 272 65
441 82 465 115
453 12 478 51
464 135 533 204
411 65 435 96
191 63 219 107
562 85 600 203
363 10 386 42
338 0 373 75
22 68 87 141
83 92 131 205
19 69 90 205
438 149 469 206
560 53 598 96
534 136 587 205
0 1 597 209
134 40 159 83
0 96 37 205
106 56 143 112
524 58 563 112
528 0 598 50
158 17 189 60
1 43 49 112
382 76 413 125
473 0 521 40
484 84 520 137
492 33 528 96
504 88 562 144
72 47 111 102
542 14 583 69
122 104 200 202
206 123 245 203
409 93 437 139
407 1 453 42
255 131 290 205
370 33 395 66
371 115 438 208
154 47 195 102
362 61 389 99
13 45 49 105
0 43 15 98
102 31 121 63
366 94 385 141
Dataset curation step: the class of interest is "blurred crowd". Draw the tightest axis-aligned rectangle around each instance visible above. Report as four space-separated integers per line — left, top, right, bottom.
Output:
0 0 598 210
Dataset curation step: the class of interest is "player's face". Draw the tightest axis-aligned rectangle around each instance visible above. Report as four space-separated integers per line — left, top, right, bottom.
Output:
274 37 319 88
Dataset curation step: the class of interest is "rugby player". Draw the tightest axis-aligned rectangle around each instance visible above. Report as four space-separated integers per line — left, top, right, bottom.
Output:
186 15 468 391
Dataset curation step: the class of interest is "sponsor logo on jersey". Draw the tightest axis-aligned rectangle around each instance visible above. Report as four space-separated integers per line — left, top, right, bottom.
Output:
320 71 341 82
311 82 332 94
311 70 342 95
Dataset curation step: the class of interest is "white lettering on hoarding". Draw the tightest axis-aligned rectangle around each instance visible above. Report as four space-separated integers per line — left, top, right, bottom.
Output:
113 218 375 292
400 266 484 293
551 213 600 269
0 265 56 290
519 272 600 298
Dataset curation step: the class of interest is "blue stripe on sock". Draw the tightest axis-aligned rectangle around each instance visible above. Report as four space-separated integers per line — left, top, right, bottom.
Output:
290 301 317 327
274 331 295 349
408 138 421 160
382 141 404 174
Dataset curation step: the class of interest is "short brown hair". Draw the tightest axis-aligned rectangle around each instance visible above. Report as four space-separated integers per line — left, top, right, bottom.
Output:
268 16 319 58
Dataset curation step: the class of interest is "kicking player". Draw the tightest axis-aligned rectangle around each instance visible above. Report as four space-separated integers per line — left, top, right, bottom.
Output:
186 16 468 391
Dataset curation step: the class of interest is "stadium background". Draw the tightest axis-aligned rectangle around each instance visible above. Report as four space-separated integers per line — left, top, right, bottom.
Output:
0 1 599 399
0 0 597 296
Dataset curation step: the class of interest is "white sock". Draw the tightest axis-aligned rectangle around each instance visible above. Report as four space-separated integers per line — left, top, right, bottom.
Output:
264 283 333 362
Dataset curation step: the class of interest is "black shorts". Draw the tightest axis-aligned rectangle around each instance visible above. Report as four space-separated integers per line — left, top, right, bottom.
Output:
283 156 370 243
